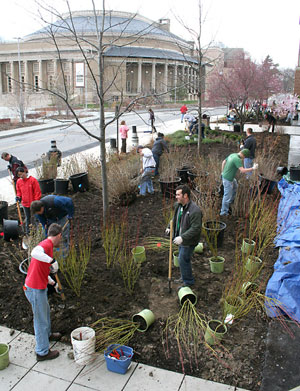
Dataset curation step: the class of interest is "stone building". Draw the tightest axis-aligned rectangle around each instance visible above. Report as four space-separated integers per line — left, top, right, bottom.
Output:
0 10 202 108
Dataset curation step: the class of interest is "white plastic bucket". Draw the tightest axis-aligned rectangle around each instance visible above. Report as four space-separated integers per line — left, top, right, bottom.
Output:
71 327 96 365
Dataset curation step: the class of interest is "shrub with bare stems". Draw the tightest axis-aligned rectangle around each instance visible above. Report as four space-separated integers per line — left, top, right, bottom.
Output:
59 154 87 179
159 146 192 181
35 154 58 180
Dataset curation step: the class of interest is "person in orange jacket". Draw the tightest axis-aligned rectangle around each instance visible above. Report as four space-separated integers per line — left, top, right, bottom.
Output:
16 167 41 234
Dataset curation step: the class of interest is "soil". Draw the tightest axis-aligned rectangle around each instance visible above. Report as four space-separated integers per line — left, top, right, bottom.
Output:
0 133 291 390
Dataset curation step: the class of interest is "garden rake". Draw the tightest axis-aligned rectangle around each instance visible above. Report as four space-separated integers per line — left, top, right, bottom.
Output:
168 220 173 293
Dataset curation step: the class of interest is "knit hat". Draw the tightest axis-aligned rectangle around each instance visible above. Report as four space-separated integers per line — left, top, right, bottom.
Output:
241 149 250 158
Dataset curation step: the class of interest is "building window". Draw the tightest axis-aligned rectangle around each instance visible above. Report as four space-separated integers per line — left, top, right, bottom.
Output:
34 75 39 91
47 62 54 72
112 95 119 102
33 62 39 73
7 76 12 92
126 81 131 92
6 63 11 73
20 63 25 73
48 75 54 89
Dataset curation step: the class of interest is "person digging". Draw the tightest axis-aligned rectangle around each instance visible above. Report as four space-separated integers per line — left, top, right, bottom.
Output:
23 223 63 361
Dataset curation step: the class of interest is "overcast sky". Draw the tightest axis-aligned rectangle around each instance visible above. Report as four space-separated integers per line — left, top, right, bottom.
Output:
1 0 299 69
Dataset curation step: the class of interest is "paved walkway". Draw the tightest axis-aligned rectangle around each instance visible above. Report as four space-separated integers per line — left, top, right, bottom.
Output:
0 325 248 391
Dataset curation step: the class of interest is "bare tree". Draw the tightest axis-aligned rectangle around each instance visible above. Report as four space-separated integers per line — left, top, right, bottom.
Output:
32 0 176 224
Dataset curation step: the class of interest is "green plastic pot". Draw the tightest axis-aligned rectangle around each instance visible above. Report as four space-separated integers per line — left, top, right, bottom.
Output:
131 246 146 263
241 282 259 296
0 343 9 370
178 286 197 306
224 296 243 316
173 251 179 267
194 242 204 254
241 238 255 255
204 320 227 346
209 256 225 274
245 256 262 273
132 309 155 332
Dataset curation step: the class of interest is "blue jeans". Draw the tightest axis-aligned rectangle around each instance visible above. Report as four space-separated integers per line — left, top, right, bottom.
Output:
140 167 155 195
244 157 253 178
49 215 70 256
25 286 51 356
220 177 238 216
152 153 160 176
178 245 195 286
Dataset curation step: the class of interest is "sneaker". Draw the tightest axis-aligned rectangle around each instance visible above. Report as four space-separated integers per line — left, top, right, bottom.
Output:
49 332 62 341
36 350 59 362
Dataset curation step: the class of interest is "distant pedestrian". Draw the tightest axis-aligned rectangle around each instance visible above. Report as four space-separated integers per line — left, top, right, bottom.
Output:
16 167 41 234
152 133 169 176
148 108 157 133
265 112 276 133
1 152 27 183
137 145 156 196
120 120 129 153
180 104 188 123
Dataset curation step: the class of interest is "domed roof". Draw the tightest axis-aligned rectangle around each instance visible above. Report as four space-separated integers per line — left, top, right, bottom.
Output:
26 10 189 44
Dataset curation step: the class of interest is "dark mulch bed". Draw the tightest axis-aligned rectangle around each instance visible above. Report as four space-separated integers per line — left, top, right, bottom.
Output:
0 133 291 390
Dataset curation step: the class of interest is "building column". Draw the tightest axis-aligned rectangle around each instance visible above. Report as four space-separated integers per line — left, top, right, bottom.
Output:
137 60 142 93
24 61 30 91
38 60 43 89
11 61 17 93
151 61 156 92
69 60 74 93
164 62 168 92
0 64 3 94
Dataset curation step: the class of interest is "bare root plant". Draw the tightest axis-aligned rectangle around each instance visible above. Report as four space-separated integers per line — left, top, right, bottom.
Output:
118 249 141 294
58 234 91 297
101 215 127 269
35 154 58 180
59 154 87 178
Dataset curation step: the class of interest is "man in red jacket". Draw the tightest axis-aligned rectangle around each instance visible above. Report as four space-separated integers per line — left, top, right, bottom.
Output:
16 167 41 234
24 223 62 361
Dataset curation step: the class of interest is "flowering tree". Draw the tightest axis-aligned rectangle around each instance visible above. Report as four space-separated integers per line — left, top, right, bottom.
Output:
269 93 298 118
208 53 282 131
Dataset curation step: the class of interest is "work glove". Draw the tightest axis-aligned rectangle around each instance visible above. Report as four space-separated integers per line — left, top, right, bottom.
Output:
15 196 21 203
252 163 258 170
165 227 170 235
53 283 62 294
50 259 59 274
173 236 183 245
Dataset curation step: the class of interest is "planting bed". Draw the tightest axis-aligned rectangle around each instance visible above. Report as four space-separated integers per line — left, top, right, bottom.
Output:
0 133 291 390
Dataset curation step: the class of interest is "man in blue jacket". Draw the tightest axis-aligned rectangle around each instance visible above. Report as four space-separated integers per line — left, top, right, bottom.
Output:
31 195 74 254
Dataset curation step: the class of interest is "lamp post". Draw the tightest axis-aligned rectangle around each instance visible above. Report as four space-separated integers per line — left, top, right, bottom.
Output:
14 37 25 123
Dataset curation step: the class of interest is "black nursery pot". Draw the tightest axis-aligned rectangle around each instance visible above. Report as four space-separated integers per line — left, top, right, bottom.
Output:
3 219 20 241
289 166 300 182
69 172 89 193
202 220 226 248
258 175 277 195
0 201 8 225
54 179 69 195
38 179 54 194
176 166 194 184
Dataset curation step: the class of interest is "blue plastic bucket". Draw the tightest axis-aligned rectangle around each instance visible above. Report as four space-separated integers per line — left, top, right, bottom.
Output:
104 344 133 374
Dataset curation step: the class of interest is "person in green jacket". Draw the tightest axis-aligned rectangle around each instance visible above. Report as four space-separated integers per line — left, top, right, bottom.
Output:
220 149 258 216
166 185 202 287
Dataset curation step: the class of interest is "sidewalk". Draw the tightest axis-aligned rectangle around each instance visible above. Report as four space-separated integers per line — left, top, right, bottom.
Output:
0 325 248 391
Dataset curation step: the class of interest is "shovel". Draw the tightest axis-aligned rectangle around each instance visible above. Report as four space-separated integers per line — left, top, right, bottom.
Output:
168 220 173 293
8 169 28 250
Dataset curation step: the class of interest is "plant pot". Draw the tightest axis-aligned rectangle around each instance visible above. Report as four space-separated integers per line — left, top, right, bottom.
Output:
258 175 276 195
176 166 195 184
0 343 10 370
38 178 54 194
209 256 225 274
54 178 69 195
224 296 243 316
69 172 89 193
104 344 133 374
202 220 226 248
204 320 227 346
173 251 179 267
71 327 96 365
245 255 263 273
187 170 208 182
132 309 155 332
0 201 8 225
131 246 146 263
289 166 300 181
194 242 204 254
3 219 20 241
158 177 181 199
178 286 197 306
241 238 255 255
